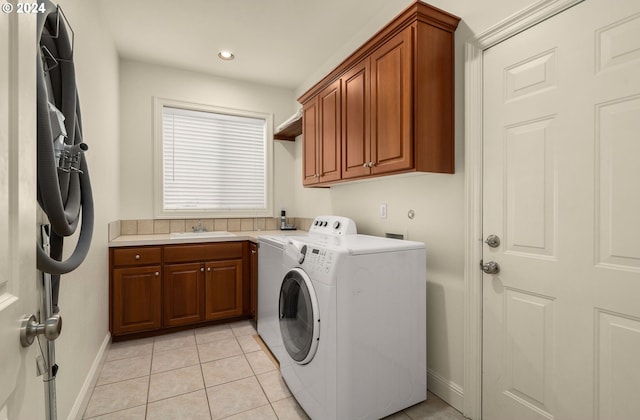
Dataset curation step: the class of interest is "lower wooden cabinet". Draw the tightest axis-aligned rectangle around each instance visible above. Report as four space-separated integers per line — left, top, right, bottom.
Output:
249 243 258 319
111 265 162 336
163 262 205 327
205 259 243 321
110 241 255 340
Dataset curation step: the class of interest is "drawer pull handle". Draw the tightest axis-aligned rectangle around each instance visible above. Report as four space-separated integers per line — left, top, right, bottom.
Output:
135 254 141 260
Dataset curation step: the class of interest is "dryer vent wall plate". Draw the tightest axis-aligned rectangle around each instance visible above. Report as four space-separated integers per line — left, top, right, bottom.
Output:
385 233 404 240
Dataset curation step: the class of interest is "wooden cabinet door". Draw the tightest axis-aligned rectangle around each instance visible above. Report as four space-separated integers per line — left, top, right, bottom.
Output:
250 243 258 320
205 259 243 321
342 59 371 180
318 79 341 183
303 80 342 185
370 27 413 175
302 99 319 185
112 265 162 335
163 262 205 327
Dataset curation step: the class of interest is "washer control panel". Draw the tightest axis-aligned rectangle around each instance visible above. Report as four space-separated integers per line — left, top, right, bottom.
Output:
304 246 334 275
309 216 357 236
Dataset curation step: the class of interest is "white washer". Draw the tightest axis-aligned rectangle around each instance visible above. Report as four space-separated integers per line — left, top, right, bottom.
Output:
257 216 357 362
279 233 426 420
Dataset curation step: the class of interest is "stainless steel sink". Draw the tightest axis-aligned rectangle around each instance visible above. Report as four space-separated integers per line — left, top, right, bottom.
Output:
169 231 236 239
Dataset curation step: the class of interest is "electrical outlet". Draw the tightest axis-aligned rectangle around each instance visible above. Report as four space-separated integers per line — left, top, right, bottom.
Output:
379 203 387 219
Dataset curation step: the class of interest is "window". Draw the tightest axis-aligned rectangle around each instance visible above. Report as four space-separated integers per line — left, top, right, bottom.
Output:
154 98 273 218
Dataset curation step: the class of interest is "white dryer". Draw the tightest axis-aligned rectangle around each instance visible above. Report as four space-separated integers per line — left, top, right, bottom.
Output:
257 234 288 361
279 233 426 420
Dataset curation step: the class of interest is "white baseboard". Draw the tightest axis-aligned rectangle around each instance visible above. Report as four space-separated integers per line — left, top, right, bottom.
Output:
67 332 111 420
427 369 464 412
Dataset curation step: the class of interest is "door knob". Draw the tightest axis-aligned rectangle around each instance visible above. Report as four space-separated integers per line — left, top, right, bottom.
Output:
485 234 500 248
20 313 62 347
480 260 500 274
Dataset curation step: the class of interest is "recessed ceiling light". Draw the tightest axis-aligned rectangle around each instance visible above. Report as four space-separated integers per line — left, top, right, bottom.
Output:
218 50 235 60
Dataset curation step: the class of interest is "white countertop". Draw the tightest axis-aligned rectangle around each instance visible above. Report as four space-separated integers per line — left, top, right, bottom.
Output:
109 230 303 247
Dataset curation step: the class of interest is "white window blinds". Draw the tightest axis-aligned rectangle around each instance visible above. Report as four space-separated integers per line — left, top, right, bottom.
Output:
162 106 267 211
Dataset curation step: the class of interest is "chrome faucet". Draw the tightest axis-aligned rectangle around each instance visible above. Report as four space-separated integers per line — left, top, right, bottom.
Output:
191 221 208 232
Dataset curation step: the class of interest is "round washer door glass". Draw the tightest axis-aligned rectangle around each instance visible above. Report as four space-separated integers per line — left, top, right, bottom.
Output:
279 268 320 365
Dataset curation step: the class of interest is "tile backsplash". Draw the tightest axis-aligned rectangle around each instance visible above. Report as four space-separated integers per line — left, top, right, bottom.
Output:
109 217 314 239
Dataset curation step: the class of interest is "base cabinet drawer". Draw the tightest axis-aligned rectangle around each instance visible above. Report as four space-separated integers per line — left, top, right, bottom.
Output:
112 265 162 335
112 246 161 267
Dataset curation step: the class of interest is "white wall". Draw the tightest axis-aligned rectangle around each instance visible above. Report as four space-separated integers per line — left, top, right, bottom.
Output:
42 0 121 419
17 0 544 417
118 60 297 220
290 0 536 409
57 0 539 416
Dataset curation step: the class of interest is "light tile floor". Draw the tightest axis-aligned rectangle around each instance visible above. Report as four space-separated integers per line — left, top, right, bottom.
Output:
83 320 467 419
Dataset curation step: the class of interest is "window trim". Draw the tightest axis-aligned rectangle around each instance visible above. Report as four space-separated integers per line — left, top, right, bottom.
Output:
153 97 274 219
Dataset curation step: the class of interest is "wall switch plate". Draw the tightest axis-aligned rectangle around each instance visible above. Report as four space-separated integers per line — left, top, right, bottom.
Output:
379 203 387 219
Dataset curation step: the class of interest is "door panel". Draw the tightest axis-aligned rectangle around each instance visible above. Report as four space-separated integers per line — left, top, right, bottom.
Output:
482 1 640 419
0 10 39 416
596 96 640 270
504 117 557 258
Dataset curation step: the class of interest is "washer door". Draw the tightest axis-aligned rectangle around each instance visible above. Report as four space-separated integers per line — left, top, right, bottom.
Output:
279 268 320 365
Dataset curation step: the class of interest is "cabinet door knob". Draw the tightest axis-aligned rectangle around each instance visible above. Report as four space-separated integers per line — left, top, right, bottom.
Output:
362 163 368 168
207 267 211 272
200 267 204 272
155 272 159 276
135 254 141 260
368 161 375 167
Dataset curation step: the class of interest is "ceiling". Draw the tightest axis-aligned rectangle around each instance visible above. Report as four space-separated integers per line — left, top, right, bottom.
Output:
96 0 416 91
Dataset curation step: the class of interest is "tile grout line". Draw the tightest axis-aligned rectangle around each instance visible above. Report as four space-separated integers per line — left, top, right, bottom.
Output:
145 336 155 419
195 331 214 420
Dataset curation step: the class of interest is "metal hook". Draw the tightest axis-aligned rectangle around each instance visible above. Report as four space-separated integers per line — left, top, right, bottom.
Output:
41 45 59 73
41 5 74 60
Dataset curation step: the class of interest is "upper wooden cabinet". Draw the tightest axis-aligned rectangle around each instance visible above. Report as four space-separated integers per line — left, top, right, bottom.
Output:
303 79 342 186
299 1 460 186
369 26 413 176
341 59 370 179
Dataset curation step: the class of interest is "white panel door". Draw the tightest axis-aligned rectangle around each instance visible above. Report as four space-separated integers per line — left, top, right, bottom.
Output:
482 1 640 419
0 8 39 418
